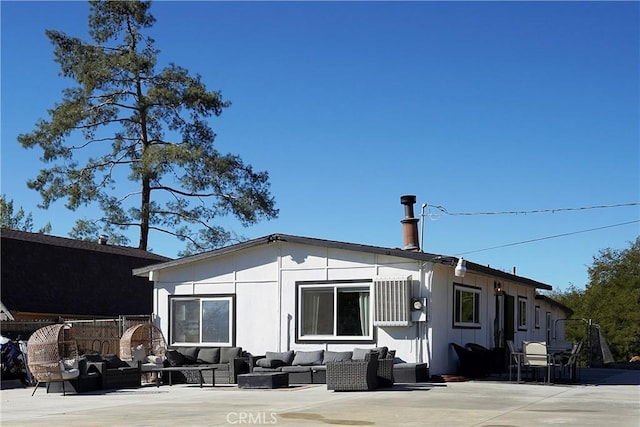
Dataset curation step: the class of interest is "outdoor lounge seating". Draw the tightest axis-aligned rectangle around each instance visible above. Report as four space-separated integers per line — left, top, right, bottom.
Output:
84 353 141 390
250 347 394 386
326 352 379 391
163 346 250 384
522 341 554 383
451 343 487 378
119 323 167 382
27 324 80 396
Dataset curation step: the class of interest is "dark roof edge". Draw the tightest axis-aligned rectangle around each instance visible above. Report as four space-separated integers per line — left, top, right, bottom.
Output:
2 228 171 262
535 294 574 316
132 233 553 290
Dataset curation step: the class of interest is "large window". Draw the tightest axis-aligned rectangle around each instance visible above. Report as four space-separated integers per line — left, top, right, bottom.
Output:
298 281 372 341
518 296 528 331
170 296 234 346
453 284 480 328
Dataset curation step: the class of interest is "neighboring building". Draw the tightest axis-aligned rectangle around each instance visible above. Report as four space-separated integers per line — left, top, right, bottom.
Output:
133 196 573 375
1 228 171 321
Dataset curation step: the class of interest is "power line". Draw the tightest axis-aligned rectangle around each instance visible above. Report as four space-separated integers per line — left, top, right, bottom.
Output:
427 202 639 217
455 220 640 256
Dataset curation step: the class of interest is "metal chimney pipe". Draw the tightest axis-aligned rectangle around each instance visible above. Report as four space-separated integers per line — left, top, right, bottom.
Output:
400 195 420 251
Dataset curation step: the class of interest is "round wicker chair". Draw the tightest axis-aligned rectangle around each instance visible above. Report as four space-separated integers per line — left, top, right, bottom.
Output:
119 323 167 362
26 324 79 396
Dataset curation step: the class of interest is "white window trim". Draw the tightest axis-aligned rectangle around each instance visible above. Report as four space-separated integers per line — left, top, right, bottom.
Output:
297 282 373 342
453 284 481 328
518 296 528 331
170 295 234 346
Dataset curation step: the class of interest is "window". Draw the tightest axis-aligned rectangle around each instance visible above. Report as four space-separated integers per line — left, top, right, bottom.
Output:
453 284 480 328
170 296 234 346
298 281 372 341
534 305 541 329
517 296 527 330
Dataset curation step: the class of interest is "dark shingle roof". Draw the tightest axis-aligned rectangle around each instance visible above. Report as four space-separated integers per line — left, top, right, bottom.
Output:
1 228 172 318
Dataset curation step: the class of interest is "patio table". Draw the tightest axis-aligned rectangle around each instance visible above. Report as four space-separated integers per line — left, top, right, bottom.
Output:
151 366 217 388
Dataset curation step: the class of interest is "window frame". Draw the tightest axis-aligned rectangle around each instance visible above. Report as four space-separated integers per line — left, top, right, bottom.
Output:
169 294 235 347
534 305 541 329
453 283 481 329
517 296 528 331
296 279 374 343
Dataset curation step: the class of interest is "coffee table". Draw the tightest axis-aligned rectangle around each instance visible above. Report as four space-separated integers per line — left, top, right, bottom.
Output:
237 372 289 389
151 366 216 388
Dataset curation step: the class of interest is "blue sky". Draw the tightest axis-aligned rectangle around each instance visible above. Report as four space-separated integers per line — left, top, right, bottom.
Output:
2 1 638 292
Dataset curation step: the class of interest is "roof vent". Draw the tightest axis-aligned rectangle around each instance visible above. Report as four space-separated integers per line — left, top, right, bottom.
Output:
98 234 109 245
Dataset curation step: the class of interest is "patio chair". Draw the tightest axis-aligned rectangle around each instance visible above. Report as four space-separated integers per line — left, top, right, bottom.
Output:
326 352 379 391
557 341 583 383
451 343 484 378
119 323 167 382
26 324 80 396
522 341 554 383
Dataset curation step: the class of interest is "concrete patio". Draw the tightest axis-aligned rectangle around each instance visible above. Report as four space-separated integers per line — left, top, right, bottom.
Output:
1 368 639 426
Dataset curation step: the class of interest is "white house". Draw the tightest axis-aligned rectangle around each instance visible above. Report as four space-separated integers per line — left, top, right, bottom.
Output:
133 196 572 375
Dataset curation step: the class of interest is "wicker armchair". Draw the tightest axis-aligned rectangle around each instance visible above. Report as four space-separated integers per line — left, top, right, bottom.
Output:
326 352 378 391
26 324 80 396
119 323 167 361
377 354 395 387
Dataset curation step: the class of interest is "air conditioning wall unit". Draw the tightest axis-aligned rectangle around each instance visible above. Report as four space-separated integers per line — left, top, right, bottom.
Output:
373 276 412 326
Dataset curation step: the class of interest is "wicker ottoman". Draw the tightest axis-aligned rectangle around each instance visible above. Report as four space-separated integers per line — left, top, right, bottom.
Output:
237 372 289 389
394 363 429 383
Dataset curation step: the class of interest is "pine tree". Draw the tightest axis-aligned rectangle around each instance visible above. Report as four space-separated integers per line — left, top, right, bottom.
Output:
18 1 277 253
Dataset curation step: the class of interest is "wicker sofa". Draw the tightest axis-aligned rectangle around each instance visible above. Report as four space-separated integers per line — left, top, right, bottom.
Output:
163 346 250 384
84 354 141 390
250 347 394 387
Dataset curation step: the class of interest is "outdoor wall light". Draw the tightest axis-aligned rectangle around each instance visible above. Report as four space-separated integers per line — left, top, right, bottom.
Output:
454 258 467 278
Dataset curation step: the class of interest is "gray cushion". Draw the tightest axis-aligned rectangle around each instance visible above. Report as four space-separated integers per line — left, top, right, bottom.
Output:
256 358 285 369
292 350 324 366
323 351 352 363
253 366 281 372
352 348 371 360
220 347 242 364
281 365 313 373
265 350 294 365
179 347 200 364
197 348 220 364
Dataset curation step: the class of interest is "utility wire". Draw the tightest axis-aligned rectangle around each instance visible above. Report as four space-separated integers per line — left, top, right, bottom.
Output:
456 220 640 256
427 202 639 217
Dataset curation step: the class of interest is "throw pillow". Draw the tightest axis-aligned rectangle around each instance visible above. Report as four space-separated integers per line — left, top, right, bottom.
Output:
265 350 294 365
373 346 388 359
131 345 146 363
220 347 242 364
103 354 128 369
147 355 163 364
197 348 220 364
165 350 186 367
256 358 285 369
84 353 102 363
292 350 324 366
179 347 200 364
323 351 353 363
352 348 371 360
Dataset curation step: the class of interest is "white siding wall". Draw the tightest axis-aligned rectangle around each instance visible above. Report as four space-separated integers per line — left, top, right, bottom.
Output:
148 240 568 376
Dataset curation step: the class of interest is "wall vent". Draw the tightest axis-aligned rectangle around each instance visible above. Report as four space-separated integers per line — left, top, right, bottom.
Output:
373 276 411 326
